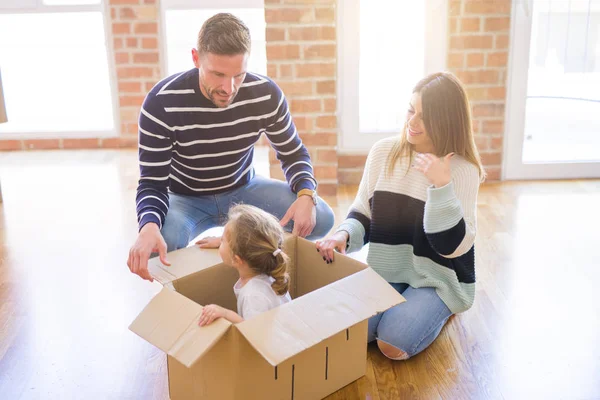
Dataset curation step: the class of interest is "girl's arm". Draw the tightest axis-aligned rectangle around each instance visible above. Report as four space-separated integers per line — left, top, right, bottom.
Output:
195 236 222 249
198 304 244 326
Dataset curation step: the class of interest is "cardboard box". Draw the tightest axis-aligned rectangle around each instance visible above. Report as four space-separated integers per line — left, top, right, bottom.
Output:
129 236 405 400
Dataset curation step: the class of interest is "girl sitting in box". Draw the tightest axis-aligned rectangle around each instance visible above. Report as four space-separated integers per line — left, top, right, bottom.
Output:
197 204 292 326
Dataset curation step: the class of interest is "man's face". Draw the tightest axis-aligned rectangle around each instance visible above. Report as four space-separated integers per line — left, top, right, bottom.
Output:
192 49 248 108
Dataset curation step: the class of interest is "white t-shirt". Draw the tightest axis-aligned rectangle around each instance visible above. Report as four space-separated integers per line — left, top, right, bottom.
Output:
233 274 292 320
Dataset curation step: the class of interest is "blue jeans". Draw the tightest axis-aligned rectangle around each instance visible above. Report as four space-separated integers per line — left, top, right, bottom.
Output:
160 175 335 251
368 283 453 359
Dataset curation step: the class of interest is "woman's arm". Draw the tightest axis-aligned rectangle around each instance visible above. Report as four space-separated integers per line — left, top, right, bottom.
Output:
335 144 382 253
423 161 480 258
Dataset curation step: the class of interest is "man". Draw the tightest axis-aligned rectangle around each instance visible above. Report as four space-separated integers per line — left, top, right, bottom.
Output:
127 13 335 281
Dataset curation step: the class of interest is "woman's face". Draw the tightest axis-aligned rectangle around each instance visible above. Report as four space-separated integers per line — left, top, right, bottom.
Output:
405 92 434 153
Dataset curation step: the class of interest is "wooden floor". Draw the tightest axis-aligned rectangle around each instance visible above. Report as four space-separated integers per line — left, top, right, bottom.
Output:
0 149 599 400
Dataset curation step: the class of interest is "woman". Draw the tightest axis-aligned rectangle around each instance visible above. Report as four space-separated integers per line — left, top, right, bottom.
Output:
316 72 485 360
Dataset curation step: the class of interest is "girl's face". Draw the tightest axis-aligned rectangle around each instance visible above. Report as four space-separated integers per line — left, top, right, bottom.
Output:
405 92 434 153
219 223 235 266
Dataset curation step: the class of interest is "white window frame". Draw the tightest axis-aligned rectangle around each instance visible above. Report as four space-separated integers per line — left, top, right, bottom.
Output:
159 0 265 78
0 0 119 139
338 0 448 153
503 0 600 179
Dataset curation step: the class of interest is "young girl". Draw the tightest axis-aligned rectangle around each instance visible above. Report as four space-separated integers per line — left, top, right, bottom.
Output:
197 204 292 326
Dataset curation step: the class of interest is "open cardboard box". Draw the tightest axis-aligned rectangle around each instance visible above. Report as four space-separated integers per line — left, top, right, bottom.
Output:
129 236 405 400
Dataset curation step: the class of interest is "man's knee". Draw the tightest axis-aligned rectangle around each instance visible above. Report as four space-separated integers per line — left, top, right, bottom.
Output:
377 340 409 361
160 217 191 252
161 228 185 252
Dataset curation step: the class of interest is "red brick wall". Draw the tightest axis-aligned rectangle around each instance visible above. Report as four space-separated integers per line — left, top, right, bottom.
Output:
110 0 162 146
447 0 511 181
338 0 511 183
264 0 338 197
2 0 509 184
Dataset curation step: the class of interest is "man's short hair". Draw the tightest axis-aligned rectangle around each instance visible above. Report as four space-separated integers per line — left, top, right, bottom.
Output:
197 13 251 55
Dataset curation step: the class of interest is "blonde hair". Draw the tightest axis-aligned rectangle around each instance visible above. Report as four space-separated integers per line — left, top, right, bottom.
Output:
386 71 486 181
225 204 289 296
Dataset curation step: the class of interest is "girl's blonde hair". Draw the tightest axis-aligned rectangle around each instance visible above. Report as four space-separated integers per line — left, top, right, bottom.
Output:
387 71 486 181
225 204 289 296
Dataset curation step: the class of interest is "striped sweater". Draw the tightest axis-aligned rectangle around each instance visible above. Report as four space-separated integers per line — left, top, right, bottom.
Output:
135 69 316 231
337 137 480 313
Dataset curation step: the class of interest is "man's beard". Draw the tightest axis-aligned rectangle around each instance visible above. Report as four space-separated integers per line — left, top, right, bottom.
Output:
202 82 237 108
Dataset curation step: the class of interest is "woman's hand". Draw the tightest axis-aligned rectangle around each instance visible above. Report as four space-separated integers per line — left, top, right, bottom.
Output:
198 304 229 326
195 236 222 249
413 152 454 188
315 231 349 264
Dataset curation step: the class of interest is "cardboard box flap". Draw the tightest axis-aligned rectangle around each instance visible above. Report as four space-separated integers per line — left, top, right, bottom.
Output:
129 287 231 368
148 246 223 284
236 267 404 366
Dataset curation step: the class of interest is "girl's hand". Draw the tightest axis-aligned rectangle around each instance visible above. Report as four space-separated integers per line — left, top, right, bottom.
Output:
413 153 454 188
315 231 348 264
195 236 222 249
198 304 228 326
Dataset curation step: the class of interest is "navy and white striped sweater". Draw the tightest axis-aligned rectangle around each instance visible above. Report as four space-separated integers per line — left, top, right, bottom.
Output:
135 69 316 231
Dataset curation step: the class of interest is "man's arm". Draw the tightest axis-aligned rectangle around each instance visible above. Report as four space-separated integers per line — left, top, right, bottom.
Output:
136 95 173 231
127 93 173 281
264 84 317 193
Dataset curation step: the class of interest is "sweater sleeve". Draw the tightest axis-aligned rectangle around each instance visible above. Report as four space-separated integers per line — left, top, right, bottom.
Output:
335 145 380 253
264 82 316 193
135 93 173 231
423 161 480 258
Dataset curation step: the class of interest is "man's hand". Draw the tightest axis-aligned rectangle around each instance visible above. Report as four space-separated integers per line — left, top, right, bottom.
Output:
280 195 316 238
127 223 170 282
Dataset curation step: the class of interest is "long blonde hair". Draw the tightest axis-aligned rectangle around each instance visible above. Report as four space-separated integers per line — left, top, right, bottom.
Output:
386 71 486 181
225 204 289 296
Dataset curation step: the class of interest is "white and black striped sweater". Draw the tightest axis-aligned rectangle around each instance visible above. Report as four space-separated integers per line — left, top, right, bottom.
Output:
337 137 480 313
135 69 316 231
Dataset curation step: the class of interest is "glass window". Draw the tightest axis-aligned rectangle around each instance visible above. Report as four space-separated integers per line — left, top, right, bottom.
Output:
359 0 425 133
0 9 115 134
523 0 600 163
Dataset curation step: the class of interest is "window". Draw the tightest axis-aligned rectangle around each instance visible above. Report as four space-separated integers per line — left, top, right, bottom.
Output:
338 0 448 151
0 0 116 137
504 0 600 179
522 0 600 163
161 0 267 76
